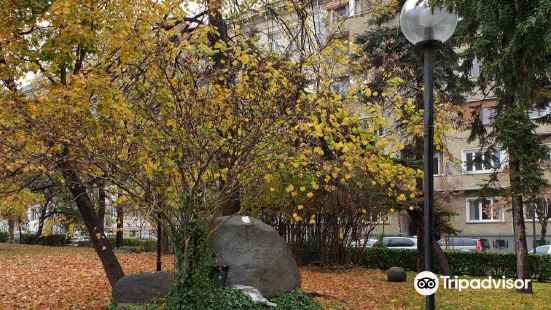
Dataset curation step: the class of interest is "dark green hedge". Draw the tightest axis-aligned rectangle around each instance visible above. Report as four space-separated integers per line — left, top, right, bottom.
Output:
0 231 8 243
106 237 157 252
19 233 68 246
362 248 551 281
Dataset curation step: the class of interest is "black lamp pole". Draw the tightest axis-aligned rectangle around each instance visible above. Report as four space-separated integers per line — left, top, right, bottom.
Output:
422 40 436 310
533 205 537 253
156 213 162 271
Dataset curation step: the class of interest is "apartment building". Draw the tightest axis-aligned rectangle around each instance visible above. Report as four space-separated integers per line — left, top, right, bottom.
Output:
373 99 551 251
243 0 551 251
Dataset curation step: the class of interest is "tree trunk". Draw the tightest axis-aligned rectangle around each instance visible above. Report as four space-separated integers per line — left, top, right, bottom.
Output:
18 216 22 244
59 160 124 286
8 218 15 242
433 240 452 276
408 209 451 276
510 157 533 293
408 209 425 272
116 207 124 248
161 225 170 254
221 188 241 216
540 220 547 245
36 197 51 238
97 183 106 234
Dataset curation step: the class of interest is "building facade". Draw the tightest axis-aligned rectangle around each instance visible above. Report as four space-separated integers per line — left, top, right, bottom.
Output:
244 0 551 251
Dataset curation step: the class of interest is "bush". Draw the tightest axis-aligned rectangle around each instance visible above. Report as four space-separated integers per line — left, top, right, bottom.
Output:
362 248 417 271
118 245 144 253
41 234 68 246
271 290 321 310
0 231 8 243
107 237 156 252
361 247 551 281
203 288 261 310
202 289 321 310
20 233 41 245
20 233 68 246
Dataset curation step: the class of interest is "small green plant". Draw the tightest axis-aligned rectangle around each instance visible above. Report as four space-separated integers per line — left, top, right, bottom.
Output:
203 288 261 310
107 237 157 252
41 234 68 246
271 290 321 310
372 234 385 248
19 233 40 245
0 231 8 243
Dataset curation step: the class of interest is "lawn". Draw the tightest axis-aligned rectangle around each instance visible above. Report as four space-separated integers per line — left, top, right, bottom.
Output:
1 243 551 309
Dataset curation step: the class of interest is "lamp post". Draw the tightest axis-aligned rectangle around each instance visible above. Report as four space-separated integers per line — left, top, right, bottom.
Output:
156 212 162 271
533 204 537 253
400 1 458 309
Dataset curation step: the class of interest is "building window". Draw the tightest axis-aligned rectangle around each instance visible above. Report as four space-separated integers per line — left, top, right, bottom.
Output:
526 198 550 220
470 56 480 78
466 197 503 222
528 102 551 120
481 107 495 125
462 149 503 173
433 153 443 176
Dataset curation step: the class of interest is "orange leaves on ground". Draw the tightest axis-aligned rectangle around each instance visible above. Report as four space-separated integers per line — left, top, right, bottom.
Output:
1 244 418 309
300 266 417 310
0 244 174 310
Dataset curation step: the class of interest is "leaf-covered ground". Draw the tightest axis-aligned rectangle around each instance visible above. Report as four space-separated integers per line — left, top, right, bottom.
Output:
2 243 551 309
0 243 175 309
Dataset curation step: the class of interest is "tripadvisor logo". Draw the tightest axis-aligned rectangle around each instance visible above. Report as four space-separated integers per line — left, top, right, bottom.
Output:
414 271 439 296
414 271 531 295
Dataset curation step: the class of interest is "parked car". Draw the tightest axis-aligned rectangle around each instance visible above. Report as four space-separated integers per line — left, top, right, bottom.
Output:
534 245 551 254
69 235 91 247
368 237 418 249
350 239 377 248
437 238 490 252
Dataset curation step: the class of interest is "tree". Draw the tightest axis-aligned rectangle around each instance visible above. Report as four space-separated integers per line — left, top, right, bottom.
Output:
435 0 551 293
352 21 470 273
0 0 422 296
0 0 164 286
0 184 44 241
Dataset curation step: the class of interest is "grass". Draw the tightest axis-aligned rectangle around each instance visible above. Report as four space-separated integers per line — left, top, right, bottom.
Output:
1 243 551 309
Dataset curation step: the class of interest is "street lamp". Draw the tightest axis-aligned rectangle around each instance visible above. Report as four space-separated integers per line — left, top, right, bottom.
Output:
400 1 458 309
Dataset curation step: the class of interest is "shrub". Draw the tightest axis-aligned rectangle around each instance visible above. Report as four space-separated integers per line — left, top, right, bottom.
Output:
118 245 144 253
107 237 157 252
372 234 385 249
20 234 69 246
41 234 68 246
0 231 8 243
271 290 321 310
20 233 41 245
362 248 417 271
201 289 321 310
361 247 551 281
203 288 261 310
